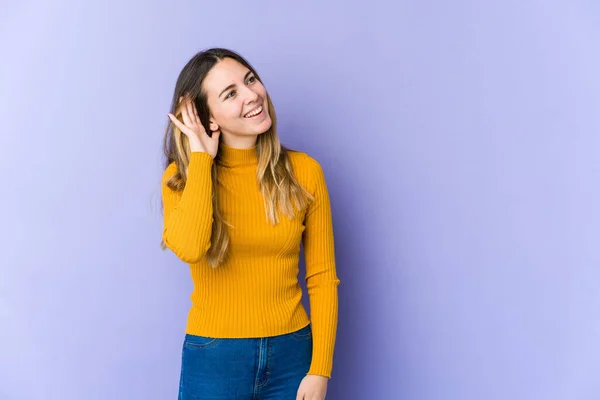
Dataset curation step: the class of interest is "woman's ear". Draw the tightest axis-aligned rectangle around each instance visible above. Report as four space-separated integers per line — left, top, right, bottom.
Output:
209 122 219 132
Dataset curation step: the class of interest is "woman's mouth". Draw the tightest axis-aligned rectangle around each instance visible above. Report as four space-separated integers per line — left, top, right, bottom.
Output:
244 105 264 119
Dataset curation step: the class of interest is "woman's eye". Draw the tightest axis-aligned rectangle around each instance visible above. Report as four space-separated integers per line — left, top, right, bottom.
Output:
225 77 255 100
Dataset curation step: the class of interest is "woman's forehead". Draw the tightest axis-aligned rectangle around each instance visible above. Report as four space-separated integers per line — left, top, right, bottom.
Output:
204 58 250 92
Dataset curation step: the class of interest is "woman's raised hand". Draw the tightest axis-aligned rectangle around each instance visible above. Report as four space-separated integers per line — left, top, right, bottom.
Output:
168 96 220 159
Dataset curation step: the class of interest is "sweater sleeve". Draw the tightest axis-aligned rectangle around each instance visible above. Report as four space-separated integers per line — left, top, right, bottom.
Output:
161 151 214 264
302 158 341 379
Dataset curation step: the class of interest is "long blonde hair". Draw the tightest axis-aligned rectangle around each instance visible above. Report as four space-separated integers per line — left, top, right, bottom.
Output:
161 48 313 268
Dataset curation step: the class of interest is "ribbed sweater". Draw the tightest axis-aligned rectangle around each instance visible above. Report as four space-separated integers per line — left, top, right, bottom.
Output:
161 142 340 378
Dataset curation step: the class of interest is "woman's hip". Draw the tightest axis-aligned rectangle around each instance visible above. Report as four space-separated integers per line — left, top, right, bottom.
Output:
178 323 313 399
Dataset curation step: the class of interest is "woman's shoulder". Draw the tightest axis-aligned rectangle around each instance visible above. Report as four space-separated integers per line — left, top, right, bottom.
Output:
286 149 327 190
162 160 179 186
286 148 322 171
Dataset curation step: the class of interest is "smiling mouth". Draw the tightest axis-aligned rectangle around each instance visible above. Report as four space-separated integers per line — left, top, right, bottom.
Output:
244 105 264 118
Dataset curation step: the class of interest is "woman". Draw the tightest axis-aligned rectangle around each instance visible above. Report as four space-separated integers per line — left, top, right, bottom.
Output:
161 48 340 399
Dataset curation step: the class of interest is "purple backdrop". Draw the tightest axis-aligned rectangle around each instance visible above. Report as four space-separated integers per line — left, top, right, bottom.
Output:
2 1 599 399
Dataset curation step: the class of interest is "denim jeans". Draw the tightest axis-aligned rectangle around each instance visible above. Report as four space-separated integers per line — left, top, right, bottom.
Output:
178 323 313 399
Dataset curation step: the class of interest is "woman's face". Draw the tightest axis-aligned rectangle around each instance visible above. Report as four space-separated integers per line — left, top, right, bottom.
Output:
203 57 272 143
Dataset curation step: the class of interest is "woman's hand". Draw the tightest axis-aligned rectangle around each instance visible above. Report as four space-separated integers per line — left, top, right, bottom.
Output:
296 374 328 400
168 96 220 158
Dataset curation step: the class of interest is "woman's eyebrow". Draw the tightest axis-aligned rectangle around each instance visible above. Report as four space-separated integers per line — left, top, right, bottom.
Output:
219 70 253 98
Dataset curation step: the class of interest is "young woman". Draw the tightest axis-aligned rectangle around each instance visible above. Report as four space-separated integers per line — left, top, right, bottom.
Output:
161 48 340 400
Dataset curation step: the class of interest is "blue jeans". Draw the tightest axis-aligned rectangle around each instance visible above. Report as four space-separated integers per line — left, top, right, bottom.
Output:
178 323 313 399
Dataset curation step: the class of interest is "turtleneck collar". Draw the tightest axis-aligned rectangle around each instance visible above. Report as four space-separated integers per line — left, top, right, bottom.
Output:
216 142 258 168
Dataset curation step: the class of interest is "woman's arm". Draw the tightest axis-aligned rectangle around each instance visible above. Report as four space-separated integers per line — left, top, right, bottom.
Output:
302 157 341 379
161 151 214 263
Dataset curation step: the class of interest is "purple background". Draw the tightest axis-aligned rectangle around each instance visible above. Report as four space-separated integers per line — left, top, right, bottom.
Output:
2 1 600 399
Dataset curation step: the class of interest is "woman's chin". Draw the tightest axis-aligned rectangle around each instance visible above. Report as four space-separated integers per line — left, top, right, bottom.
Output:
253 117 272 134
226 117 272 137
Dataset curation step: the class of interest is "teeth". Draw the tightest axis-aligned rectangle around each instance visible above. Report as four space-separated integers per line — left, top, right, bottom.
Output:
245 105 262 118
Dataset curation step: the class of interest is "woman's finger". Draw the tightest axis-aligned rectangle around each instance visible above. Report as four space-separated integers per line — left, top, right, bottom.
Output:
190 100 201 125
185 99 198 127
180 101 193 127
168 113 188 134
185 98 196 124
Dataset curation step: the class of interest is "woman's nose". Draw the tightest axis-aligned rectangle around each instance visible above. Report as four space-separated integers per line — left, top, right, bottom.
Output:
244 87 259 103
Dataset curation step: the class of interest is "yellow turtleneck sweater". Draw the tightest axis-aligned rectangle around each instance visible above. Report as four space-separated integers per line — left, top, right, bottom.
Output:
161 143 340 378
